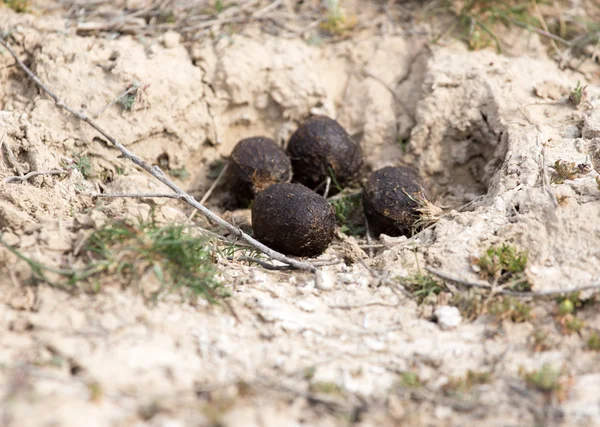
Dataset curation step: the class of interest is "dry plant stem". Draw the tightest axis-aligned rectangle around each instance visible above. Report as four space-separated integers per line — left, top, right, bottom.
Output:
4 169 67 183
0 38 317 274
234 255 294 271
426 267 600 298
188 162 229 223
93 84 140 119
364 218 374 258
93 192 185 199
327 189 362 202
531 0 562 58
323 176 331 199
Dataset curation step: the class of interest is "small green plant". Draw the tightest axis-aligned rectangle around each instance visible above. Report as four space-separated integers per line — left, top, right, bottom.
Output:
475 243 529 290
85 219 223 301
489 297 532 323
568 81 587 106
74 154 92 178
303 366 316 381
442 370 492 397
2 0 29 13
530 330 553 352
399 272 446 304
400 371 422 388
117 82 148 112
523 364 562 393
430 0 540 53
563 316 584 335
168 167 190 180
596 177 600 192
320 0 355 35
214 0 224 14
450 289 484 320
587 332 600 351
397 137 410 153
330 193 365 236
309 381 344 396
550 160 590 184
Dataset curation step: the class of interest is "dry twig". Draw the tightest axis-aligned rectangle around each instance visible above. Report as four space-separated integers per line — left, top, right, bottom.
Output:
4 169 67 183
426 267 600 298
0 37 318 274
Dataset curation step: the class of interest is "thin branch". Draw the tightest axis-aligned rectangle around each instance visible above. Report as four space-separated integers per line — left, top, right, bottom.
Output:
4 169 67 183
327 189 362 202
93 192 184 199
426 267 600 298
322 176 331 199
188 162 229 223
234 255 294 271
93 83 140 119
0 37 317 273
531 0 562 58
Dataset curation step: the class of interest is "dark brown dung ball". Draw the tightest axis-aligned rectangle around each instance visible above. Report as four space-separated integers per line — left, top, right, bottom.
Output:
252 183 335 257
363 166 427 237
228 137 292 203
287 115 363 189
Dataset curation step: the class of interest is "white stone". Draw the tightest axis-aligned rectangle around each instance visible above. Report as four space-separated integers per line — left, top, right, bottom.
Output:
434 306 462 330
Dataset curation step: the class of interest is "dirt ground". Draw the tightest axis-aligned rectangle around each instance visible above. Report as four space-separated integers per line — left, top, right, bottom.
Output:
1 0 600 426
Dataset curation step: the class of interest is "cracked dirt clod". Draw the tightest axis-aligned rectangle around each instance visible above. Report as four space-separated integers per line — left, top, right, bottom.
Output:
251 183 335 257
287 115 363 190
363 166 427 237
227 136 292 203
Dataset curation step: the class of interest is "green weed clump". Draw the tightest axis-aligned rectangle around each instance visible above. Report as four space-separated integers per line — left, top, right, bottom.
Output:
428 0 540 53
475 243 530 290
3 0 29 13
442 370 493 397
523 364 561 393
330 192 365 236
85 219 222 301
587 332 600 351
399 273 446 304
489 296 532 323
1 219 223 303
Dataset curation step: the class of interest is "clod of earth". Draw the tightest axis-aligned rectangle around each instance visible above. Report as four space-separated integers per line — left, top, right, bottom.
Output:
363 166 427 237
287 115 363 190
227 137 292 203
251 183 335 257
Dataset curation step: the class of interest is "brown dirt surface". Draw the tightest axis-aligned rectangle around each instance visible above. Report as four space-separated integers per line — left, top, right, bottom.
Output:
1 1 600 426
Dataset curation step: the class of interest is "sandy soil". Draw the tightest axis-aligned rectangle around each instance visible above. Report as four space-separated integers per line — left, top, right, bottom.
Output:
1 1 600 426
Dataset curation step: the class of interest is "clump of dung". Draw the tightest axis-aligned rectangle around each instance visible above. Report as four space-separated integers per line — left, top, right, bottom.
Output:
228 137 291 203
251 183 335 257
363 166 430 237
287 115 363 190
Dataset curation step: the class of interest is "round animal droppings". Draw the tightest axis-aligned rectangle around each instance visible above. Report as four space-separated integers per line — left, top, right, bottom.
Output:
363 166 427 237
287 115 363 190
227 137 291 203
251 183 336 257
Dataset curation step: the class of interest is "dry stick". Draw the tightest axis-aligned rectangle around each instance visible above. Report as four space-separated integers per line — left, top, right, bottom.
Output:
531 0 562 58
322 176 331 199
234 255 294 271
0 38 317 274
4 169 67 183
92 192 184 199
426 267 600 298
188 162 229 224
327 189 362 202
93 83 140 119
